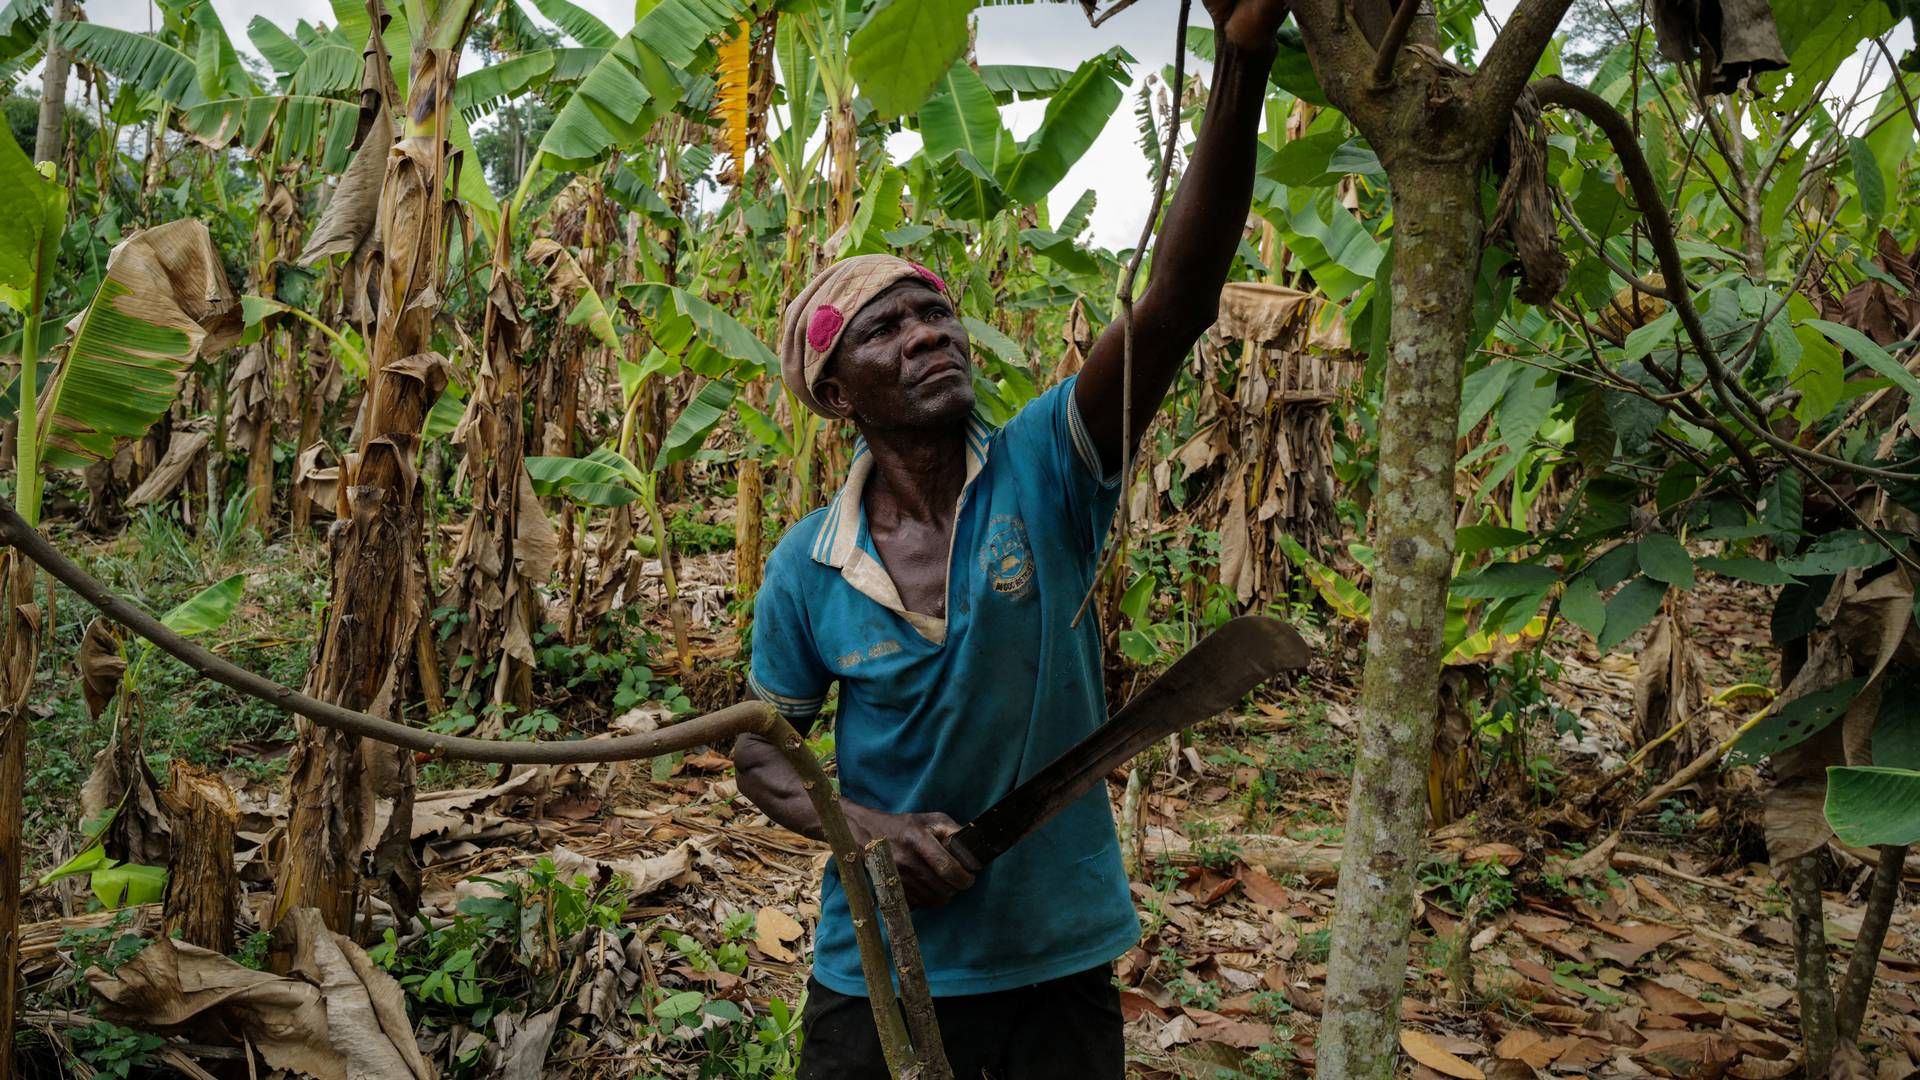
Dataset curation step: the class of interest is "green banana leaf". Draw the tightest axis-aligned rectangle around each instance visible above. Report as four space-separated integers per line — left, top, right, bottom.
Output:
848 0 974 118
40 219 240 469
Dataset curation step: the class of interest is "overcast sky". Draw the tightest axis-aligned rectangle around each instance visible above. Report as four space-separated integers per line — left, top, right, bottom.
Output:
50 0 1914 248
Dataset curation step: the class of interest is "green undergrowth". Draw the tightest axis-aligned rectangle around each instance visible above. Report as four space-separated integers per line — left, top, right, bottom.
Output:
1199 687 1355 837
368 857 804 1078
25 503 323 838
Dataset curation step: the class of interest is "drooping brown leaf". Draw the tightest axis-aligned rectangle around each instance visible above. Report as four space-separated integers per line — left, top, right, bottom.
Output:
1488 88 1566 305
45 219 241 468
297 35 393 271
1647 0 1788 93
77 616 124 722
1215 282 1314 344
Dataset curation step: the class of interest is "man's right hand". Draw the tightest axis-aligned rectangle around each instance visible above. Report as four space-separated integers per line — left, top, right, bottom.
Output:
845 803 981 908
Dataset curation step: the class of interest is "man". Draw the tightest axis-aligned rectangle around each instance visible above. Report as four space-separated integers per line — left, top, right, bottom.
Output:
733 2 1287 1074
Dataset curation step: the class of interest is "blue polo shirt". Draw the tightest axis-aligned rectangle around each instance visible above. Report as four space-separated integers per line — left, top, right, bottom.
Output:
748 375 1140 998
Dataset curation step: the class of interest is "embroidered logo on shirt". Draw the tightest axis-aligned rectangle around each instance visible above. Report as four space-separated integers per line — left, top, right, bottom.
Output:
979 515 1035 600
837 639 904 669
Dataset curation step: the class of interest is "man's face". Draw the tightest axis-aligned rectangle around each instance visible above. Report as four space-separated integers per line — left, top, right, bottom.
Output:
815 279 975 430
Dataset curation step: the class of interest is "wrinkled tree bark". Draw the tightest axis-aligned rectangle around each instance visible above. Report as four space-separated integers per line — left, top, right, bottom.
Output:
1319 165 1480 1072
443 210 554 721
1284 0 1575 1071
271 16 470 935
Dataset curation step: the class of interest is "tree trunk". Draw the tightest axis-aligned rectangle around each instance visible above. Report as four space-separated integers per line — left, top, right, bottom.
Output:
0 552 41 1074
1788 852 1837 1072
1317 166 1481 1077
1836 844 1906 1041
33 0 76 165
161 763 239 953
270 31 465 936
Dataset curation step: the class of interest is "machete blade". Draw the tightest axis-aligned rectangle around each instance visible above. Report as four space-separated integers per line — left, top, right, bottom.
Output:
946 615 1308 870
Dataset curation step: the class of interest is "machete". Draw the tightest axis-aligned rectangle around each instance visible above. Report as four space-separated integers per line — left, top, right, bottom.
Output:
945 615 1308 870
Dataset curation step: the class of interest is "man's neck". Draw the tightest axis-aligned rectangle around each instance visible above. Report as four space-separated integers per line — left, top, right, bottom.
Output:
859 420 968 525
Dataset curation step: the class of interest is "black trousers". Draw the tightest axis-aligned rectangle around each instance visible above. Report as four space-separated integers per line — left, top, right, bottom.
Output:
797 964 1124 1079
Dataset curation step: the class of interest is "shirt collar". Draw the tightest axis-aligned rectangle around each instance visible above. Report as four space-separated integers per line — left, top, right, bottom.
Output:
809 412 994 570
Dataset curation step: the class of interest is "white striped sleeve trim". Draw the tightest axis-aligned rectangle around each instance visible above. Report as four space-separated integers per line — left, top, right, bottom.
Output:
747 672 825 720
1066 385 1122 488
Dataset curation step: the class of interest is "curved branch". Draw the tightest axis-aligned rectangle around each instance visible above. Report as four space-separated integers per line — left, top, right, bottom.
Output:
1533 77 1920 484
0 496 947 1075
1836 843 1908 1042
1073 0 1192 628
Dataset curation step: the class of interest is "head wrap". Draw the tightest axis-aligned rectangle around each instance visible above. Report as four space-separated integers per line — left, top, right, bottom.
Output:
778 254 950 417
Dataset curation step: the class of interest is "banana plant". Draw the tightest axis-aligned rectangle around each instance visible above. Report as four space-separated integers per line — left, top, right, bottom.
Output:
0 0 50 92
3 125 241 515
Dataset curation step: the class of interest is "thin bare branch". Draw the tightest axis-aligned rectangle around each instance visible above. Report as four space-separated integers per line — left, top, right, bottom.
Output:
1369 0 1422 87
1074 0 1192 628
1551 189 1669 299
865 840 951 1080
1872 37 1920 138
1470 0 1576 138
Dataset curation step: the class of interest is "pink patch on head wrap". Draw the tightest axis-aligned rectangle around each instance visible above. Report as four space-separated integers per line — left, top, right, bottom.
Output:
911 263 947 294
807 304 845 352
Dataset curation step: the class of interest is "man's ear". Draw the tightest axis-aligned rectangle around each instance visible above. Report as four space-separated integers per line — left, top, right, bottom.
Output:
813 376 853 420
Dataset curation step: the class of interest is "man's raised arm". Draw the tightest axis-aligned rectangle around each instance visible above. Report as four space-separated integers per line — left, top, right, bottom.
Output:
1074 0 1287 473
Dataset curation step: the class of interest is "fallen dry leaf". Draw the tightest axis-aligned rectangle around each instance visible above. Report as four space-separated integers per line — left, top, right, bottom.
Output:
1119 989 1169 1023
1632 1029 1740 1074
1182 1006 1272 1049
89 912 430 1080
1239 867 1290 909
1400 1029 1485 1079
683 750 733 772
755 906 804 964
1493 1028 1569 1069
1632 876 1682 914
1464 841 1524 867
1729 1056 1797 1079
1593 920 1688 948
1638 978 1721 1023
